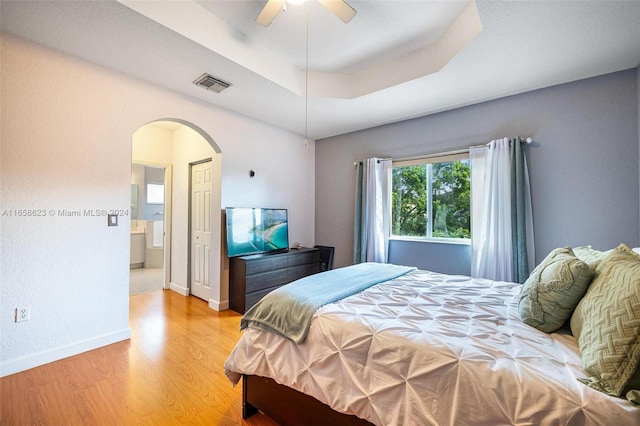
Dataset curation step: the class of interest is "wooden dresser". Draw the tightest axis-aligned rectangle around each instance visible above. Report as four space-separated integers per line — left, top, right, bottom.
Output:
229 248 320 314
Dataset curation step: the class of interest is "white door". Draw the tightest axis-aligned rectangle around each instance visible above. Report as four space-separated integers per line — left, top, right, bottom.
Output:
190 160 212 301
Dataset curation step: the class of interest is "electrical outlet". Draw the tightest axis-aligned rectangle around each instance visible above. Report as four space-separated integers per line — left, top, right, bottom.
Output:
15 306 30 322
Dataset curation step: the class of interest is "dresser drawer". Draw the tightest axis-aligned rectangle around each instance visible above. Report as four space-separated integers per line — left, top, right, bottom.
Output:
288 250 320 267
245 287 280 311
229 248 321 314
288 263 320 282
246 269 289 293
245 255 288 275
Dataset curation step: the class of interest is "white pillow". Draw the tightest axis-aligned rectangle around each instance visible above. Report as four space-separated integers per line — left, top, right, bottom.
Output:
634 247 640 254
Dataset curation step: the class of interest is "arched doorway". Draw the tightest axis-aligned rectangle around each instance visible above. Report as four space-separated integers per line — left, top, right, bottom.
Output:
130 119 223 307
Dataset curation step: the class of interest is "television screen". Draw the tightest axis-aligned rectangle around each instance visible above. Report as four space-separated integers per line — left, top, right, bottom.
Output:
225 207 289 257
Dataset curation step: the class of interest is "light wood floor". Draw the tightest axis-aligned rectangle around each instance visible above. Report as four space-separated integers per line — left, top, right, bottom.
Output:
0 290 279 425
129 267 164 295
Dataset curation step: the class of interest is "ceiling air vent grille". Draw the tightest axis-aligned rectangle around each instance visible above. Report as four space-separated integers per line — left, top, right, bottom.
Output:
193 73 232 93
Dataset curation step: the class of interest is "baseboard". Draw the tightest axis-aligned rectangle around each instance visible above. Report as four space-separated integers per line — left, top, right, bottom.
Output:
209 298 229 311
169 281 189 296
166 284 228 311
0 328 131 378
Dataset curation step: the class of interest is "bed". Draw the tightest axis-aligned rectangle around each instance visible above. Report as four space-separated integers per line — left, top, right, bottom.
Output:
224 246 640 425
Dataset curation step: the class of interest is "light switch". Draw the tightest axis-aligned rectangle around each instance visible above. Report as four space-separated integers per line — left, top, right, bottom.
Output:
108 214 118 226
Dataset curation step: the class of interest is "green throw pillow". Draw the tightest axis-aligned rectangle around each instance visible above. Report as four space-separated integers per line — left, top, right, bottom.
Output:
572 245 611 274
519 247 593 333
570 243 640 399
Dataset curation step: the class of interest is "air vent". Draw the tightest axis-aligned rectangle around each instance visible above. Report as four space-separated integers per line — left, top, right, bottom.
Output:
193 73 232 93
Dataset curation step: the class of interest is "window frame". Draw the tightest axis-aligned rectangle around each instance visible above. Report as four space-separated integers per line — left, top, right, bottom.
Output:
390 152 471 245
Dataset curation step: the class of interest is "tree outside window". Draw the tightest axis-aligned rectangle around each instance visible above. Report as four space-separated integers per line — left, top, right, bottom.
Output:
392 159 470 240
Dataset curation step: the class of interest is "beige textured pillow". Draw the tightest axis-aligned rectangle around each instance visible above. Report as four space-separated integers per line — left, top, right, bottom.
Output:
518 247 592 333
570 244 640 398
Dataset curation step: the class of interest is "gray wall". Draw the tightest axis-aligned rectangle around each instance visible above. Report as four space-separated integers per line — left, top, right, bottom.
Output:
388 240 471 275
315 68 640 272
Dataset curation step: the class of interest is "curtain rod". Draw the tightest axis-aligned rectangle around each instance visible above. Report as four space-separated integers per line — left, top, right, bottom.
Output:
354 137 534 166
470 137 534 150
354 150 463 166
391 148 468 163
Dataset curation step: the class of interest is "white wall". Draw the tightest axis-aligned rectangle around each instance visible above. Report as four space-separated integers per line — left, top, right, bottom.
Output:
132 125 173 164
0 33 315 376
132 126 173 227
132 123 220 302
169 126 223 309
220 123 316 249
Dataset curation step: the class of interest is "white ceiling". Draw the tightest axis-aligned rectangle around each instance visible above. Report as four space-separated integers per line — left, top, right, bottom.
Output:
1 0 639 140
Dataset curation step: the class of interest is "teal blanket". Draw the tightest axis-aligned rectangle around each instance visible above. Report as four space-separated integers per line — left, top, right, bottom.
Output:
240 262 416 344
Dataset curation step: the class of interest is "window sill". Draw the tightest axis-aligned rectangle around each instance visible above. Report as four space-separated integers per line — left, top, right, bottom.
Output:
390 236 471 246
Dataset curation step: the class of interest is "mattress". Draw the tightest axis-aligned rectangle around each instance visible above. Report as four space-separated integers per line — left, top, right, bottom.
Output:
224 269 639 425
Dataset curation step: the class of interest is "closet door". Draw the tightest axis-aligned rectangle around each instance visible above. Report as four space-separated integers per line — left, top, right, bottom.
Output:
190 160 212 301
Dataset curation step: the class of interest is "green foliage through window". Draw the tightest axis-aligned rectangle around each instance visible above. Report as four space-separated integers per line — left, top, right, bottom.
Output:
392 160 470 239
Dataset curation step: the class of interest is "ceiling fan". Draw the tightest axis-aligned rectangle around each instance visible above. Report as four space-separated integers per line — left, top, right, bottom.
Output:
256 0 357 27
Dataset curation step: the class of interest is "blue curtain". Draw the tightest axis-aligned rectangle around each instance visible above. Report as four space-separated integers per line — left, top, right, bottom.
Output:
353 160 367 263
511 137 534 283
354 158 391 264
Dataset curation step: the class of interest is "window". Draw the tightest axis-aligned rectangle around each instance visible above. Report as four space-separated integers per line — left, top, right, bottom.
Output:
146 183 164 205
391 154 470 241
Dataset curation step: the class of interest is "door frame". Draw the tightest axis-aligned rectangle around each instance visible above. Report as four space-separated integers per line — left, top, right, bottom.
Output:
162 164 173 289
188 158 213 298
131 161 172 290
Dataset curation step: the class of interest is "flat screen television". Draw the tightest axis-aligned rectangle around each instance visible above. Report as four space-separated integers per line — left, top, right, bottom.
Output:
225 207 289 257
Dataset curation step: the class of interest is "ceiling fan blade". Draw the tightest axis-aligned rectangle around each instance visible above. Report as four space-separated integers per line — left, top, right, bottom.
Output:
317 0 357 24
256 0 285 27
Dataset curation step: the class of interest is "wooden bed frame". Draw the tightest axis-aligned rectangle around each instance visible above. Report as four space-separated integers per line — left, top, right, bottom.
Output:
242 374 373 426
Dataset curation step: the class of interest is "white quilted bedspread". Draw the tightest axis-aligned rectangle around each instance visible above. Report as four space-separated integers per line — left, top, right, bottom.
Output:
224 270 639 425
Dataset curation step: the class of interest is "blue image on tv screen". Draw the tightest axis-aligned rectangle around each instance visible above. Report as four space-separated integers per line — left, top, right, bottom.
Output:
225 208 289 257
